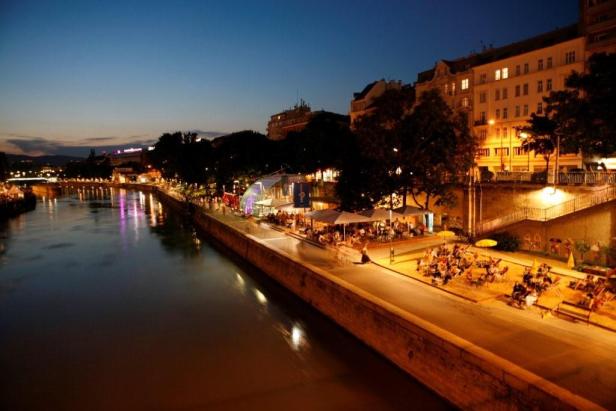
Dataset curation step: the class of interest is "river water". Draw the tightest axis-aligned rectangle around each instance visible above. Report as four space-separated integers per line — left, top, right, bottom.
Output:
0 187 451 410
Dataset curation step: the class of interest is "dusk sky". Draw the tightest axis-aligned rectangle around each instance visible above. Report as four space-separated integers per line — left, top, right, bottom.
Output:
1 0 578 156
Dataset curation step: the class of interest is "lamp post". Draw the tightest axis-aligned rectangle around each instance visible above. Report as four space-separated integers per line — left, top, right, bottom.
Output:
519 131 530 172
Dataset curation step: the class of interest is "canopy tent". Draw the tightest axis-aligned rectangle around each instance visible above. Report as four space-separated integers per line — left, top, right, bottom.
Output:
393 205 426 216
254 198 293 209
305 209 371 240
358 208 404 221
240 175 286 215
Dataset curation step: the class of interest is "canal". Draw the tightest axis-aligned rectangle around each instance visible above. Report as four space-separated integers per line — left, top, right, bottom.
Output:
0 187 451 410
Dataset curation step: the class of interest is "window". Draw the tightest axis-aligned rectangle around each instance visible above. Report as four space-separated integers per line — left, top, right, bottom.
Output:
479 129 487 139
495 69 501 81
494 148 509 156
537 102 543 114
523 83 528 95
546 78 552 91
524 63 529 74
515 105 520 117
502 67 509 79
477 147 490 157
461 97 469 108
496 128 500 138
444 84 449 95
450 82 455 95
503 127 508 138
565 51 576 64
523 104 529 116
537 80 543 93
479 73 487 84
461 78 469 90
514 147 525 156
495 89 500 100
503 108 508 119
496 109 500 119
502 88 508 99
515 85 520 97
480 111 486 122
479 91 487 103
547 57 552 68
538 59 544 70
515 65 521 76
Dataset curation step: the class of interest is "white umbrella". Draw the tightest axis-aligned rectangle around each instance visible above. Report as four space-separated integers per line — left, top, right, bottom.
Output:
393 205 425 216
358 208 404 221
306 210 370 240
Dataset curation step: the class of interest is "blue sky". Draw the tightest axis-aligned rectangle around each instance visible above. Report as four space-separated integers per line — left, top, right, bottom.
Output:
0 0 578 156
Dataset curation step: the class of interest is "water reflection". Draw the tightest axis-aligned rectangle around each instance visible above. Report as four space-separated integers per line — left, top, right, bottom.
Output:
0 188 451 410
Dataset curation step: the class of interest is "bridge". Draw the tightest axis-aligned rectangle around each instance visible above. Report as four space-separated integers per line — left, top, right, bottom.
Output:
6 177 52 184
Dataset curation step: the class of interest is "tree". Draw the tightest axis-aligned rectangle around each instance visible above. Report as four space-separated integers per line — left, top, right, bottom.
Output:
518 113 558 173
535 53 616 158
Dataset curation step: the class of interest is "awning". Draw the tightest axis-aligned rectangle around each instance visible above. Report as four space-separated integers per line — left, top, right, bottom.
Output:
393 205 427 216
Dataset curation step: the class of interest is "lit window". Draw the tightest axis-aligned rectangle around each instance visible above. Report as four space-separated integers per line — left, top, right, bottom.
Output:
461 78 469 90
461 97 469 107
495 69 501 81
450 82 455 95
502 67 509 79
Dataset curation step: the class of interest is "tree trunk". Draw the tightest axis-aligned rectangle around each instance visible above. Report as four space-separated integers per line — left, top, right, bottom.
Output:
403 186 407 207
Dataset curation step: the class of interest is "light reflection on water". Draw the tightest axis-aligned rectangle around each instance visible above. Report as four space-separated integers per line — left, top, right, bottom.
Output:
0 188 451 411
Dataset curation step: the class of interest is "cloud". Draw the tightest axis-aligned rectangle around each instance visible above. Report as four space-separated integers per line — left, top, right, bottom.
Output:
6 137 64 156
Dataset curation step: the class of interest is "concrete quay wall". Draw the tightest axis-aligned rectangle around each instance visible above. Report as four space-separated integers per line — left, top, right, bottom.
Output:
156 190 601 411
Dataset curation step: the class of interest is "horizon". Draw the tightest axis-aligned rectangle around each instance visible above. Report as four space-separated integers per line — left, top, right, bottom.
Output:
0 0 578 156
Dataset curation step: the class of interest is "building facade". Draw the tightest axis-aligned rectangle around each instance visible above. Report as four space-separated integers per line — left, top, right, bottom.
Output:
415 59 474 123
267 100 313 141
580 0 616 55
473 32 585 172
349 79 402 127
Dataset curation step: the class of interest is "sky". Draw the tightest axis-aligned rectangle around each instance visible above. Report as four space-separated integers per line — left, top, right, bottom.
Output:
0 0 578 156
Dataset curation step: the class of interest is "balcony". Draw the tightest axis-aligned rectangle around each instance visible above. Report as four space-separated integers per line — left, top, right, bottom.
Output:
474 119 487 126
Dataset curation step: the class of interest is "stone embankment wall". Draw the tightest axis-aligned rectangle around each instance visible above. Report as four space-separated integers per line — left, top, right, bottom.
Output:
156 189 600 411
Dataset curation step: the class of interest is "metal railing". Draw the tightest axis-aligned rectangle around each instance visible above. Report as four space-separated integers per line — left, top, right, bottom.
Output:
492 171 616 185
477 185 616 234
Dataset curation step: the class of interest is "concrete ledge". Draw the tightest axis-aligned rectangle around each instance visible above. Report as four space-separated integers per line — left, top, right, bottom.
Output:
156 189 603 410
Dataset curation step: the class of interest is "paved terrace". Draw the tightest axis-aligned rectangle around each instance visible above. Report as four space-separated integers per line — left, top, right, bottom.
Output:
192 203 616 409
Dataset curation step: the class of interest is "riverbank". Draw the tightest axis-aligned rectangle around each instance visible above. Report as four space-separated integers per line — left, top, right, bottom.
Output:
154 187 603 410
0 191 36 220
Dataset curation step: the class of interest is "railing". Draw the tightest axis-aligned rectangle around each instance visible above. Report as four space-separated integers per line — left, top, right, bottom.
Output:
477 185 616 234
492 171 616 185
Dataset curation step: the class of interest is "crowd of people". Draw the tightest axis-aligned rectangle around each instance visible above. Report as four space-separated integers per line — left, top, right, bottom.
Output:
569 274 614 311
510 263 556 308
416 244 509 286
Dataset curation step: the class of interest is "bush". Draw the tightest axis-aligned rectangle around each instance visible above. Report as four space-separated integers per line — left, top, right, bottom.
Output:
491 231 520 252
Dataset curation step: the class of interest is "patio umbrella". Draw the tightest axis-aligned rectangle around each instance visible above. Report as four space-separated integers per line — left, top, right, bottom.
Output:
358 208 404 221
393 205 425 216
475 239 497 248
567 252 575 269
436 230 456 243
306 209 371 240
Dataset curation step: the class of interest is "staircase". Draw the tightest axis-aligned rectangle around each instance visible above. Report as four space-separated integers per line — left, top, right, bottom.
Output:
477 185 616 234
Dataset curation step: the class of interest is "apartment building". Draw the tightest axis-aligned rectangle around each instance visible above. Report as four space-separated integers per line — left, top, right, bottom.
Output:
580 0 616 55
473 26 585 173
349 79 403 127
415 58 475 124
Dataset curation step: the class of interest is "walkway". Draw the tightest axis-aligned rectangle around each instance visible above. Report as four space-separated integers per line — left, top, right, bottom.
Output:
201 207 616 409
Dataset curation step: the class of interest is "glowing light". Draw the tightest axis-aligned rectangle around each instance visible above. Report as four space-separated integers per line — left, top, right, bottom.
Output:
254 289 267 305
488 119 495 126
290 325 303 350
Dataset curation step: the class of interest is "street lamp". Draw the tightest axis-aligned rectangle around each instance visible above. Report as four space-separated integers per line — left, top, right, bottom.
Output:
519 131 530 172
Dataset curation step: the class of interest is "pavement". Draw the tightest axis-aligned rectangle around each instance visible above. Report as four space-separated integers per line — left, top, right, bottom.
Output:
193 203 616 409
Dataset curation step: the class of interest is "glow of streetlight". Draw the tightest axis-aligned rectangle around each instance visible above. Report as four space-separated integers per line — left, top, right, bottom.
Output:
488 119 495 126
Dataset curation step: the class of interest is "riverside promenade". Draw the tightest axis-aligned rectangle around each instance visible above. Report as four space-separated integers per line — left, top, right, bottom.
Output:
187 201 616 409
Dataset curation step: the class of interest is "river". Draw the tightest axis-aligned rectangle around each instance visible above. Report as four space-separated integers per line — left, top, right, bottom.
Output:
0 187 451 410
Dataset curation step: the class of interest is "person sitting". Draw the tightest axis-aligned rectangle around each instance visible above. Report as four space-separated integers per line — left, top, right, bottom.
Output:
524 289 539 308
511 282 527 307
523 269 533 286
